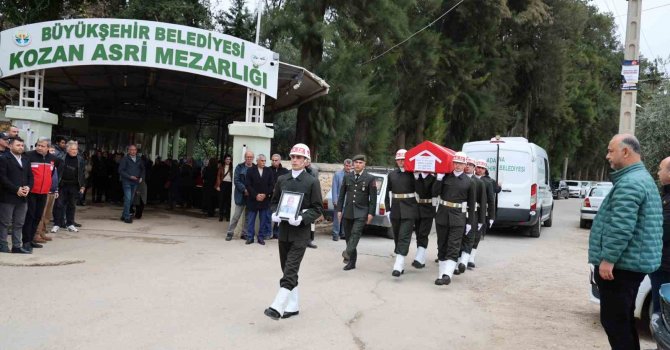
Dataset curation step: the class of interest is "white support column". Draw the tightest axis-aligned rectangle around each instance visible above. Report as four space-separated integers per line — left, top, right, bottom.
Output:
151 134 158 161
19 70 45 108
245 89 266 123
172 129 181 160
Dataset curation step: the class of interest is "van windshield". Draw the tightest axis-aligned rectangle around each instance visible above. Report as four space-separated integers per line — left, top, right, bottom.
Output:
566 181 579 186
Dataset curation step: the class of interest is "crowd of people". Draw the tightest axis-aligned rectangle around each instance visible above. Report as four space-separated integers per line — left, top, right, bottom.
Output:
0 127 245 253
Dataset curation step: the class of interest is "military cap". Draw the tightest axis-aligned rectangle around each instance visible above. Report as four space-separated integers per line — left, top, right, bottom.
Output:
352 154 367 162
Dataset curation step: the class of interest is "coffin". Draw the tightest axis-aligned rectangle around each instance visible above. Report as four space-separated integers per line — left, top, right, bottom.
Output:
404 141 456 174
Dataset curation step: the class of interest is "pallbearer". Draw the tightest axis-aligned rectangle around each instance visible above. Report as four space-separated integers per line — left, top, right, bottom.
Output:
431 152 476 286
264 144 323 320
455 157 487 275
385 149 419 277
469 159 496 268
412 168 436 269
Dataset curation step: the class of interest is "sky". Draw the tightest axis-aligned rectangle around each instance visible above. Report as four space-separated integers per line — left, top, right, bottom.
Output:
590 0 670 62
214 0 670 66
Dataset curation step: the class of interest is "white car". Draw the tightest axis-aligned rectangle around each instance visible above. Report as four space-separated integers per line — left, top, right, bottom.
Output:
579 186 612 229
589 264 652 321
323 172 392 238
566 180 590 198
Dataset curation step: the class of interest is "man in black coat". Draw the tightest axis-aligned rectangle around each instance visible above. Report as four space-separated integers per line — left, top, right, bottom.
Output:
269 154 289 239
385 149 419 277
431 152 476 286
470 159 497 268
53 141 86 233
245 154 274 245
456 157 487 275
651 156 670 314
264 143 323 320
413 169 436 269
0 137 34 254
337 154 377 271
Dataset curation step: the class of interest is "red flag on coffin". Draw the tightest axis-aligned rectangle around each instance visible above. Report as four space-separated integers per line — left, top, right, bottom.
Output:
404 141 456 174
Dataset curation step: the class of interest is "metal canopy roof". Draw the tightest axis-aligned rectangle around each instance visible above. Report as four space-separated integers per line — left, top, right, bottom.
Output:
0 62 329 132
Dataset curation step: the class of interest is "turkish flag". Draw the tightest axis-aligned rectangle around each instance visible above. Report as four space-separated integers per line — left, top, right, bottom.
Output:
404 141 456 174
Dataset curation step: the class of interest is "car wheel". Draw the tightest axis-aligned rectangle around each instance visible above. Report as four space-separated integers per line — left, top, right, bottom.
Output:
544 207 553 227
579 218 588 229
529 213 541 238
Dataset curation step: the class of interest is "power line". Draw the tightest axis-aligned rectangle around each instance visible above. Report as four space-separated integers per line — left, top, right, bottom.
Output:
616 3 670 17
360 0 466 65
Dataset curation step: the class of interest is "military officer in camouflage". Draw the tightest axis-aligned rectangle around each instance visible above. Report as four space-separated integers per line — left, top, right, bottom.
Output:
412 168 436 269
385 149 419 277
431 152 476 286
455 157 487 275
264 143 323 320
469 159 497 268
337 154 377 271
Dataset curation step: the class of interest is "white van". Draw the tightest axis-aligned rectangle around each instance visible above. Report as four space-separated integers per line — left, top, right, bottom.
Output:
462 137 553 237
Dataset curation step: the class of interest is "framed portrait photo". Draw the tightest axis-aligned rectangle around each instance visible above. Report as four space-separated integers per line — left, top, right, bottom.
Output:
276 191 304 220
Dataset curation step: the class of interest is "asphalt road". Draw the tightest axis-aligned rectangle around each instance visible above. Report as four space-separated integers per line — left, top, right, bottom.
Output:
0 199 656 349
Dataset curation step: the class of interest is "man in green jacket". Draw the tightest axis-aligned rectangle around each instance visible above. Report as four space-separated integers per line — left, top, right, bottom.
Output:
589 134 663 350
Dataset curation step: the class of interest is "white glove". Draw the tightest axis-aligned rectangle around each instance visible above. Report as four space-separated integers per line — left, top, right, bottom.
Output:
422 172 429 178
465 224 472 235
271 213 282 223
288 215 303 226
437 173 445 181
489 219 494 228
477 223 483 231
413 173 420 180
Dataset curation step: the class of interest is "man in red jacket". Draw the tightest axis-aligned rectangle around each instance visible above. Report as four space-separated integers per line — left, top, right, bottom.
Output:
22 137 58 249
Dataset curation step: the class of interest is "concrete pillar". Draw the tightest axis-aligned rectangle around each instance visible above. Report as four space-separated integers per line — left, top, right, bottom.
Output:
228 122 274 222
151 134 158 161
172 128 181 160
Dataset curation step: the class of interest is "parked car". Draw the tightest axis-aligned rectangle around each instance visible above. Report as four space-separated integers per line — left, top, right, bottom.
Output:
593 181 613 187
463 137 553 238
551 180 569 199
566 180 582 198
579 185 612 229
579 181 592 197
589 264 652 322
651 284 670 349
323 171 393 238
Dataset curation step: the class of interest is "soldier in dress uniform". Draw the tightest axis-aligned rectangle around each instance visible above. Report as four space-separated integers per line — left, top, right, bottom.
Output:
431 152 476 286
264 143 323 320
337 154 377 271
385 149 419 277
455 157 487 275
469 159 497 268
412 167 436 269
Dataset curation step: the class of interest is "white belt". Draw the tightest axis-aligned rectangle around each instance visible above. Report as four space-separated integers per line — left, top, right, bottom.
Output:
439 200 462 208
416 198 432 204
392 193 416 199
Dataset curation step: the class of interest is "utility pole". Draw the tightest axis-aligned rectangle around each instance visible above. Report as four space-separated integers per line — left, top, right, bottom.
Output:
619 0 642 135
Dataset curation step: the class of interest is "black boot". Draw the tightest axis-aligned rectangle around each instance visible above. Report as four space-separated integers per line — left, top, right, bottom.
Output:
0 242 10 253
343 251 357 271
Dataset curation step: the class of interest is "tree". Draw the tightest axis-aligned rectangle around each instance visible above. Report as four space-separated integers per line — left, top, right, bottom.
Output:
637 80 670 176
216 0 254 41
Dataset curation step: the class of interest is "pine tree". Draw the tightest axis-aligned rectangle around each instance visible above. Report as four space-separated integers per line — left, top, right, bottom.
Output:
216 0 255 41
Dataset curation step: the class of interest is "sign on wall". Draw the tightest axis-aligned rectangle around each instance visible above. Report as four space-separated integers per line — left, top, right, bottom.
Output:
0 19 280 98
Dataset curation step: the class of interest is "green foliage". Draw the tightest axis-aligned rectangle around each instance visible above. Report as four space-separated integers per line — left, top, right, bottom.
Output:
216 0 254 41
637 80 670 176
